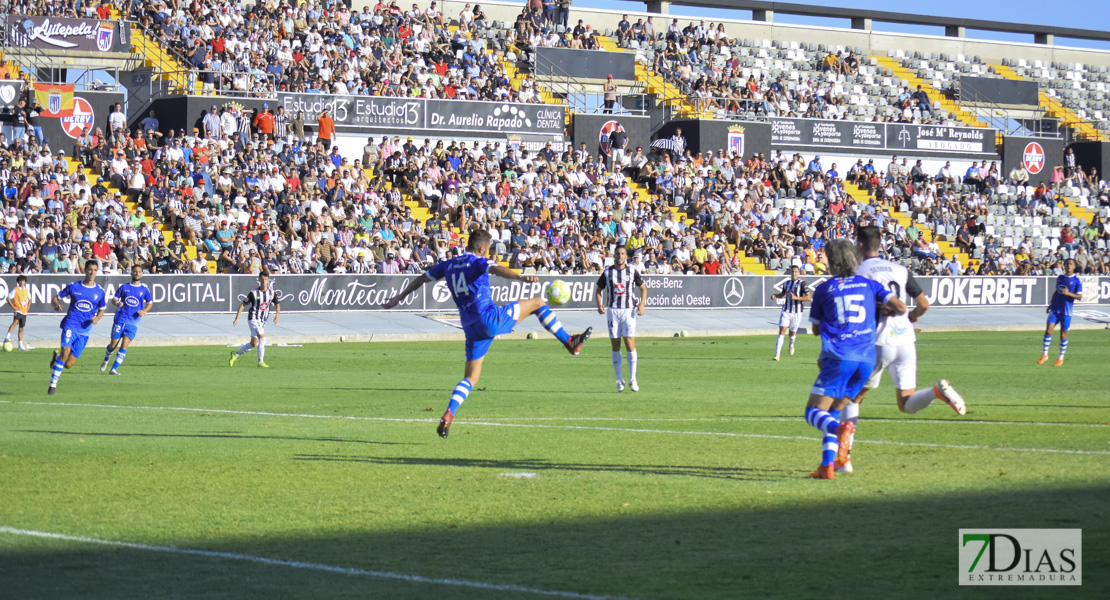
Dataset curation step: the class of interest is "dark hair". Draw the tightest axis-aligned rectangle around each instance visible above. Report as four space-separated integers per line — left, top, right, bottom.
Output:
84 259 98 270
467 229 492 251
16 274 27 283
856 225 882 254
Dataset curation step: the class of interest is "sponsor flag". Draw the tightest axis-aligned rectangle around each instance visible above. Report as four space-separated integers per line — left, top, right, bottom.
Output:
34 83 75 118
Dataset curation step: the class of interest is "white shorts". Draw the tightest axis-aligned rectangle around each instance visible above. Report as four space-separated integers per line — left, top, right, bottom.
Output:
248 319 267 338
607 308 637 338
865 344 917 391
778 311 804 332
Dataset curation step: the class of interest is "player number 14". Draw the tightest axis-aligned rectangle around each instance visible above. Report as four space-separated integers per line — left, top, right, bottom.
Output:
451 272 469 296
834 294 866 324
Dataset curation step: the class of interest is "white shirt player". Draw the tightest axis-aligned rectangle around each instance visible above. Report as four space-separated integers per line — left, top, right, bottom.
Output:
856 256 922 348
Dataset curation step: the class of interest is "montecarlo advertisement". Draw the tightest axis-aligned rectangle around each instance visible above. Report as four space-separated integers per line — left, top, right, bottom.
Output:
2 16 129 53
4 274 1106 314
768 118 996 155
277 93 565 135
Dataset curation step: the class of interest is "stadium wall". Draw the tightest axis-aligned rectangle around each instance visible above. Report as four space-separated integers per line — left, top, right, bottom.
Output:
1002 135 1065 186
4 274 1106 315
571 114 652 159
35 90 124 150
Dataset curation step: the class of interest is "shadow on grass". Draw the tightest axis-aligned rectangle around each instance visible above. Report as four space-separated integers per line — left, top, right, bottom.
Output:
291 453 796 482
0 485 1106 600
14 430 414 446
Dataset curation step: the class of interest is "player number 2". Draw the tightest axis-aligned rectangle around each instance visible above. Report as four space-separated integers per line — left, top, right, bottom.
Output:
451 272 469 296
834 294 866 324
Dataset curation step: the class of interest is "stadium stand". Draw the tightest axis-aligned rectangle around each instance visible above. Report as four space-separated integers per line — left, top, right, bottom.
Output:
2 0 1110 279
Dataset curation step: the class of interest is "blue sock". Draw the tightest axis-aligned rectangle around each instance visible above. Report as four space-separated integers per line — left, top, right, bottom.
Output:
446 378 473 416
1059 338 1068 358
536 305 571 344
112 349 127 371
823 409 842 466
1042 334 1052 355
50 359 64 387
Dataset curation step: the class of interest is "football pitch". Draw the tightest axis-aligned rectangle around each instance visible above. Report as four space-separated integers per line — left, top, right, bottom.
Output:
0 331 1106 599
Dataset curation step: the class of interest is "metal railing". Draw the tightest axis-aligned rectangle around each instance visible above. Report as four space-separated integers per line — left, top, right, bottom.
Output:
956 78 1062 139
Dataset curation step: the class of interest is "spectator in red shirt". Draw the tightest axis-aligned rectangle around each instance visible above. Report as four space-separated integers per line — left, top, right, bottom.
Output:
254 105 275 139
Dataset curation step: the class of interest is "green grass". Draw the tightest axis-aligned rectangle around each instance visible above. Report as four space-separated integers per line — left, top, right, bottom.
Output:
0 331 1107 599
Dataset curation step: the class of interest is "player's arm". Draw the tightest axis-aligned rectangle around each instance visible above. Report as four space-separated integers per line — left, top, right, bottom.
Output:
489 264 538 283
138 301 154 317
906 273 928 323
52 285 68 312
91 294 106 325
273 295 280 325
882 290 907 315
382 273 433 309
595 271 607 314
232 293 250 326
792 282 812 303
635 271 647 316
1061 281 1083 300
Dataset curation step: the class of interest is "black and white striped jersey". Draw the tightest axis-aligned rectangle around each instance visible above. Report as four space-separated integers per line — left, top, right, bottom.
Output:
273 114 288 138
778 278 810 314
597 264 644 309
245 285 279 322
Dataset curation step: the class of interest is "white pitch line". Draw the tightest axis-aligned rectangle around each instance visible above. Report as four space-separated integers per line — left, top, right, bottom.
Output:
2 400 1108 456
0 527 641 600
456 416 1108 428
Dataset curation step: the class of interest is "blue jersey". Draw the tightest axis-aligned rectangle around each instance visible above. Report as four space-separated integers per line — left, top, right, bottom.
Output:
57 281 107 336
113 282 153 324
1049 274 1082 316
809 275 893 363
426 252 499 330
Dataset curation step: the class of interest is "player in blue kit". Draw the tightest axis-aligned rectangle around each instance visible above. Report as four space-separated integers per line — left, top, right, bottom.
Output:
805 240 907 480
383 230 592 438
49 260 107 395
1039 258 1083 367
101 265 154 375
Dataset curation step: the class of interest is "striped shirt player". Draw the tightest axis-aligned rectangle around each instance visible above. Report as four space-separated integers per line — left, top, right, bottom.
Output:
230 272 281 368
837 227 966 475
771 265 811 360
273 111 289 141
595 247 647 392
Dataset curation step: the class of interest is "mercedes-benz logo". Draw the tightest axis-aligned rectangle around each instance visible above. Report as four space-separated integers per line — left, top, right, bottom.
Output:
723 278 745 306
0 278 8 301
431 281 451 303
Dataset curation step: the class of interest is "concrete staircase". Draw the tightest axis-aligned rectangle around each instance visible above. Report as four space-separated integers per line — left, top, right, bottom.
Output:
874 56 987 129
125 16 196 95
990 63 1106 142
843 182 976 271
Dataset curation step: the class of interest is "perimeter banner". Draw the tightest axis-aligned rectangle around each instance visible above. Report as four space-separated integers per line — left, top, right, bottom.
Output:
768 118 995 155
3 16 128 53
0 274 1093 314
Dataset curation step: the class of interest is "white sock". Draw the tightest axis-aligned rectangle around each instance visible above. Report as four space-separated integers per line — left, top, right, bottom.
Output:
236 342 252 356
789 334 795 347
3 333 9 341
612 350 623 381
628 349 638 381
257 338 266 363
843 401 860 425
903 388 937 414
774 335 783 356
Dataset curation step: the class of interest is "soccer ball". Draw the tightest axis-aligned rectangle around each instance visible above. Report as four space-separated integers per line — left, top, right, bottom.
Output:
3 341 12 352
527 332 538 339
545 280 572 306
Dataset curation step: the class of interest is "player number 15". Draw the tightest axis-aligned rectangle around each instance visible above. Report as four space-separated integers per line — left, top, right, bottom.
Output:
834 294 866 324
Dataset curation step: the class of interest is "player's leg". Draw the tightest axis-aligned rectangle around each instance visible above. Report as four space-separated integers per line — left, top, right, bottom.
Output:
438 340 488 438
788 315 800 356
516 297 591 354
256 333 268 367
1039 318 1056 364
608 310 624 390
625 333 638 391
5 316 15 343
774 320 788 360
805 358 855 479
111 329 136 374
1055 316 1070 366
103 324 123 372
17 317 27 348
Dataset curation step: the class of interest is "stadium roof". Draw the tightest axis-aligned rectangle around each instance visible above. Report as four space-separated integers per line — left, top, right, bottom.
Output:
658 0 1110 43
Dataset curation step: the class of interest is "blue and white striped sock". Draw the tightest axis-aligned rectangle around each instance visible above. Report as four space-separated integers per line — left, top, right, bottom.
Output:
104 345 114 362
50 359 64 387
805 405 841 435
446 378 473 416
536 305 571 344
1059 338 1068 358
112 349 127 371
1042 334 1052 356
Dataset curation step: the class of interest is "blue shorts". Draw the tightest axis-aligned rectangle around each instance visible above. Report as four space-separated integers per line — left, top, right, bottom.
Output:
811 356 875 401
463 301 520 361
61 328 89 359
111 322 139 341
1047 311 1071 331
